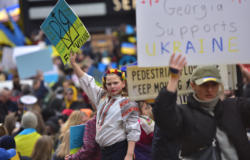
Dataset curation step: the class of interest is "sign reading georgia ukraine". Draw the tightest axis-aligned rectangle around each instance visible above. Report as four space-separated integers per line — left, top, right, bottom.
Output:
41 0 90 64
136 0 250 67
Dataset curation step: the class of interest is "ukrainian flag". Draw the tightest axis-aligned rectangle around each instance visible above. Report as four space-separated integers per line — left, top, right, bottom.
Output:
11 150 21 160
14 128 41 157
6 4 20 18
121 42 136 55
0 9 8 22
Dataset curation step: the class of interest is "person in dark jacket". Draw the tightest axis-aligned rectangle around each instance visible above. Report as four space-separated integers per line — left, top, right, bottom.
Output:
152 125 180 160
153 54 250 160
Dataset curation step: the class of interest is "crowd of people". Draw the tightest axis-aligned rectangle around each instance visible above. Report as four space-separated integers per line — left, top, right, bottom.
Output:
0 24 156 160
0 23 250 160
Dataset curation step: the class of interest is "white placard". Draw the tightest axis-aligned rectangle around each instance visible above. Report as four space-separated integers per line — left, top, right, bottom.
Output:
136 0 250 67
2 47 15 70
0 80 33 91
13 45 42 63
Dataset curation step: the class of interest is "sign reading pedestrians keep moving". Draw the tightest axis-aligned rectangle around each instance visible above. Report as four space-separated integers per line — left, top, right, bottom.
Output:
127 65 237 104
40 0 90 64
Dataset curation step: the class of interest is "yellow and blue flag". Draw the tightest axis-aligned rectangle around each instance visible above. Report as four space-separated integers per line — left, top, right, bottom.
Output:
69 124 85 154
14 128 41 157
121 42 136 55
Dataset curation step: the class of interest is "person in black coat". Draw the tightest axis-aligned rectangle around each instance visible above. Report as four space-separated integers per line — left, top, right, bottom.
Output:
153 54 250 160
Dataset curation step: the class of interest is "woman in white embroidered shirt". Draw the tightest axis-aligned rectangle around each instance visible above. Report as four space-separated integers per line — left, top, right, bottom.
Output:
69 53 141 160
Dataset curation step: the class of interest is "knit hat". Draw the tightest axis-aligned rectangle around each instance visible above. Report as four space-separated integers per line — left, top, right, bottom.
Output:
21 111 38 129
0 136 16 149
190 66 222 85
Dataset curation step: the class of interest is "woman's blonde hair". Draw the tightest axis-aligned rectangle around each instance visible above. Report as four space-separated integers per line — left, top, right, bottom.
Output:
31 135 54 160
56 110 86 157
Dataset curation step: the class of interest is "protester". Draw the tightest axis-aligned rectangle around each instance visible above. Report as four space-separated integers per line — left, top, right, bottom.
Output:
240 64 250 98
64 115 101 160
64 86 78 109
152 124 180 160
134 101 155 160
32 111 46 135
0 135 20 160
47 86 64 114
62 80 74 96
0 88 18 123
14 111 41 158
4 113 16 136
11 73 22 102
153 54 250 160
63 86 88 110
70 53 140 160
32 71 48 103
19 95 38 113
53 110 88 160
31 135 54 160
0 148 17 160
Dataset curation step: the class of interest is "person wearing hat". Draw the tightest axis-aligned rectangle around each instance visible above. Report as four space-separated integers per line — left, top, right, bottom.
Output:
153 54 250 160
0 148 17 160
14 111 41 158
19 95 38 111
0 136 20 160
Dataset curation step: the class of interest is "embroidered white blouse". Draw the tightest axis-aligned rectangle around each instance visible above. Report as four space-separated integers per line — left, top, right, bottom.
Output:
79 74 141 147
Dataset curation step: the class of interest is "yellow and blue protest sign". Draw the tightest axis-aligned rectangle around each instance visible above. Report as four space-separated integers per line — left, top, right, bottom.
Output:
40 0 90 64
70 124 85 154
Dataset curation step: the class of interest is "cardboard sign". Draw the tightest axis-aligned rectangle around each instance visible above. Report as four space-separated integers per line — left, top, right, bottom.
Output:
13 45 42 63
127 65 237 103
136 0 250 67
15 47 54 79
127 66 195 101
41 0 90 64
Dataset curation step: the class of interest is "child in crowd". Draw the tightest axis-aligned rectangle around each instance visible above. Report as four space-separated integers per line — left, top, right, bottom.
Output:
70 53 140 160
53 110 88 160
135 101 155 160
64 114 101 160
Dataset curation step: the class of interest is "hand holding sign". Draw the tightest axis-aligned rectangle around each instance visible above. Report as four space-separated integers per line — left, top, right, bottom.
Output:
41 0 90 64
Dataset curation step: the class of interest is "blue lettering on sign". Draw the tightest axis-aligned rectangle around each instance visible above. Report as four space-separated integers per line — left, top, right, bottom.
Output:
185 41 196 54
161 42 170 54
212 37 223 53
49 9 79 49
